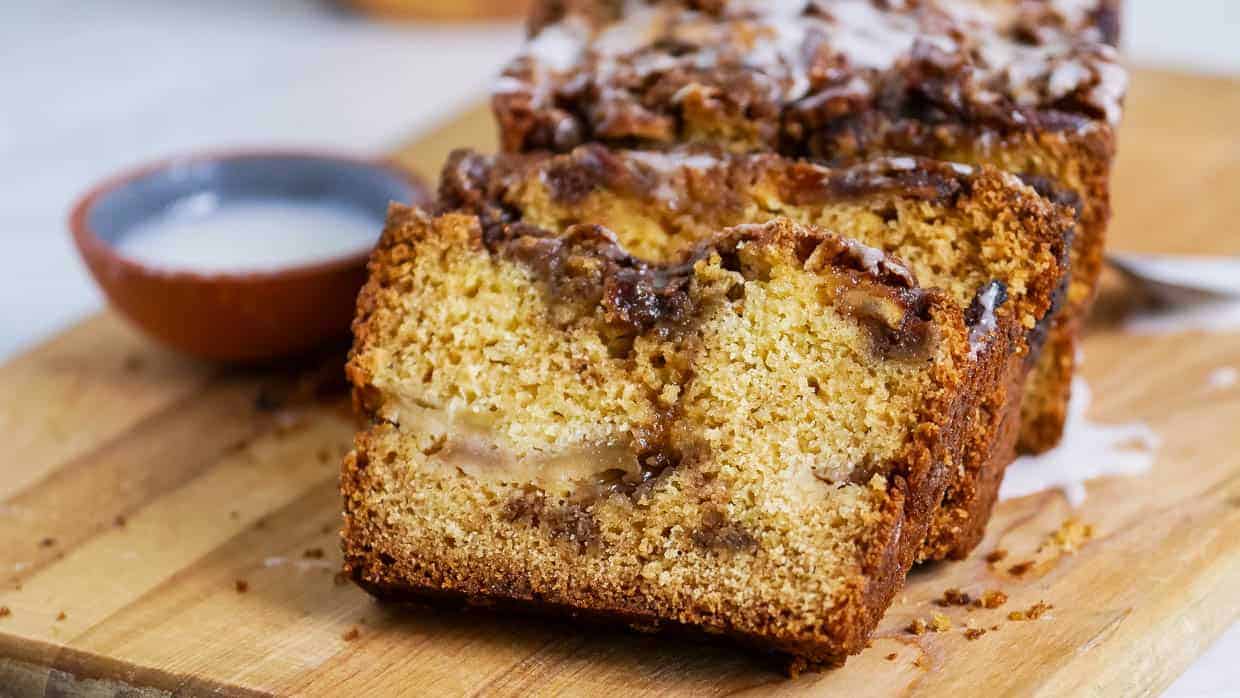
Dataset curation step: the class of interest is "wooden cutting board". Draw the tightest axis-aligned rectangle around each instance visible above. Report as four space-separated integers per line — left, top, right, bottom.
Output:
1 68 1238 697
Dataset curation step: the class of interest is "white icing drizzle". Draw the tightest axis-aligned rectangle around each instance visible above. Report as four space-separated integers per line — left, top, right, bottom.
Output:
492 76 527 95
525 16 591 72
967 282 1001 358
847 240 888 275
1049 0 1097 28
1208 367 1238 391
1000 378 1161 507
1088 55 1129 124
623 151 723 209
817 0 949 71
1048 60 1093 100
886 156 918 170
752 16 812 99
593 3 666 56
512 0 1127 126
625 150 722 174
736 0 811 15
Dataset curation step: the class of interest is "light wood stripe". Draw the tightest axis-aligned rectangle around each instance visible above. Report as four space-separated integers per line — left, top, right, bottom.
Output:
0 377 304 583
0 404 352 644
0 315 215 501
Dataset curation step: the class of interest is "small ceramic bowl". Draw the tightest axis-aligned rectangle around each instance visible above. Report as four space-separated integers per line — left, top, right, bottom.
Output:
70 150 429 363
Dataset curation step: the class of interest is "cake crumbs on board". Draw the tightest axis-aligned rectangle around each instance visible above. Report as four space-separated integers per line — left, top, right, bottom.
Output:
907 613 953 635
1009 601 1053 621
936 588 972 607
973 590 1008 609
1007 560 1035 576
1040 518 1094 554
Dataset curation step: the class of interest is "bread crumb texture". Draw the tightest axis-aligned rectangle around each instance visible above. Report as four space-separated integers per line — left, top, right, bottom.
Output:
342 150 1069 664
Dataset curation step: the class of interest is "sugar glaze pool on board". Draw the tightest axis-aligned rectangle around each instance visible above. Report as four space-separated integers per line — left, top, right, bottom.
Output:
115 193 382 273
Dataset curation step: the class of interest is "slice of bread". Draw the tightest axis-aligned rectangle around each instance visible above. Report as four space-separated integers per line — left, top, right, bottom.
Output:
342 153 1068 665
348 208 988 666
437 146 1072 559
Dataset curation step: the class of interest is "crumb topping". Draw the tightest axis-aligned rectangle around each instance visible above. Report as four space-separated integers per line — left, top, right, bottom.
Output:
498 0 1126 153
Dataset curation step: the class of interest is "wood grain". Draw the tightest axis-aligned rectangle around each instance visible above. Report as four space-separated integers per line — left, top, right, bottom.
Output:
1 69 1238 697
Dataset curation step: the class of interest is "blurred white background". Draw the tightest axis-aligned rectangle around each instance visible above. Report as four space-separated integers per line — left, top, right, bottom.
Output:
0 1 1237 694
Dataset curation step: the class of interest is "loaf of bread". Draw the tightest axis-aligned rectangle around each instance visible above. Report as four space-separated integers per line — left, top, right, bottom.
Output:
342 152 1070 666
493 0 1126 456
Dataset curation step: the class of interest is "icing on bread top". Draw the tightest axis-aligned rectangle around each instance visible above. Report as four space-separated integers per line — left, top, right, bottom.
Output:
497 0 1126 150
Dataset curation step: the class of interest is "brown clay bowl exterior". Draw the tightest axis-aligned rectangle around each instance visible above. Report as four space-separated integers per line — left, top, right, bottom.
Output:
69 150 429 363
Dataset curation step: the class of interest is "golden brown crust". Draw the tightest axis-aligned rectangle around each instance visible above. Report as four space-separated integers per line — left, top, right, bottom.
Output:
917 337 1025 560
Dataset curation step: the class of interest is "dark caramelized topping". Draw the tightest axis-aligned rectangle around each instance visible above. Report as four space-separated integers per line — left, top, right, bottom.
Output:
840 285 939 362
443 146 984 229
779 158 969 204
497 223 700 336
498 0 1125 155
